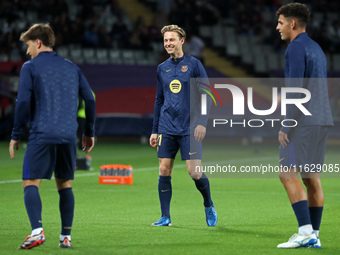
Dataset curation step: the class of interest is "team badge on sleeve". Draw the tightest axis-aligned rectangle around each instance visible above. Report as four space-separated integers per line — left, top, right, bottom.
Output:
181 65 188 72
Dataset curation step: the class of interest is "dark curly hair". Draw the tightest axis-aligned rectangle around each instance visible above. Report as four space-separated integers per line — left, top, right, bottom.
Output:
276 3 310 28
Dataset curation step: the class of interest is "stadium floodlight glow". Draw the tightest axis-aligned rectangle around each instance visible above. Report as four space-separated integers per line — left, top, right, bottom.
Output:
201 84 312 116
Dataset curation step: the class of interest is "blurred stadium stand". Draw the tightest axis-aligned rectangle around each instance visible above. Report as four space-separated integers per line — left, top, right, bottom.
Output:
0 0 339 140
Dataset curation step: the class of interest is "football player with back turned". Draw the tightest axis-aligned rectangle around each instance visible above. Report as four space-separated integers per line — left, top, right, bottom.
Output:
9 23 95 249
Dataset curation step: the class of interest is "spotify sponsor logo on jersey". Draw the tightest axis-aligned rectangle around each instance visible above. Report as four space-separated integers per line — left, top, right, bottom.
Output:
170 79 182 93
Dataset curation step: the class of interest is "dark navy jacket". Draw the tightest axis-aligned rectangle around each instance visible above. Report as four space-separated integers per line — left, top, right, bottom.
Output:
11 51 95 143
152 53 210 135
282 32 333 134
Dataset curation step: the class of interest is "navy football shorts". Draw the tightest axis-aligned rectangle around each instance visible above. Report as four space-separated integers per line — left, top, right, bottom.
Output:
23 143 77 180
157 134 202 160
279 126 329 172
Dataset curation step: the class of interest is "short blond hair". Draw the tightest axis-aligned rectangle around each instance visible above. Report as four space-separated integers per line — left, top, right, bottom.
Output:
161 25 186 39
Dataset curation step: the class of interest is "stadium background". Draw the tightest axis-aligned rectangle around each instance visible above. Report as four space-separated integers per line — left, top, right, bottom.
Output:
0 0 340 140
1 1 340 254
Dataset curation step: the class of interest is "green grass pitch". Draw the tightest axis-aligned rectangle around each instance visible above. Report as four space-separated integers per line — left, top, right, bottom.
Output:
0 141 339 255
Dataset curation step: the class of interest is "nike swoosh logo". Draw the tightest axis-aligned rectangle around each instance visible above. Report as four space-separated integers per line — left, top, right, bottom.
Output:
279 158 285 163
296 236 312 245
189 152 197 155
161 189 170 192
166 69 171 72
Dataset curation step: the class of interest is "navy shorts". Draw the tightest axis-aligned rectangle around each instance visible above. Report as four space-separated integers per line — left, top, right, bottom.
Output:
157 134 202 160
23 143 77 180
279 126 329 171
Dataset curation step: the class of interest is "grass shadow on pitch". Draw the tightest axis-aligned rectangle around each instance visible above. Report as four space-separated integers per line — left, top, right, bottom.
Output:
170 224 287 239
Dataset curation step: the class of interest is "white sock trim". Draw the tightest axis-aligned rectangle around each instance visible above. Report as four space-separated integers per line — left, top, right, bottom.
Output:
31 227 43 236
60 234 71 242
298 224 314 236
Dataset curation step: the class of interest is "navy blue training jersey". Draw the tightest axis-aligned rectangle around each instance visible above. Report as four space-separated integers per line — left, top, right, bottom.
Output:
152 53 210 135
281 32 333 134
11 51 95 144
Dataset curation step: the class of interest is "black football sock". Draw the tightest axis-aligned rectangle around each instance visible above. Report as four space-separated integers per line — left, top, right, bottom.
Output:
194 173 213 207
59 187 74 236
24 185 43 231
309 206 323 237
158 175 172 218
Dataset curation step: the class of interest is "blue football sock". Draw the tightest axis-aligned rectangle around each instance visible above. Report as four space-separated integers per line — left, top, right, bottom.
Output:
24 185 43 230
194 173 213 207
292 200 312 227
309 206 323 232
58 188 74 236
158 176 172 218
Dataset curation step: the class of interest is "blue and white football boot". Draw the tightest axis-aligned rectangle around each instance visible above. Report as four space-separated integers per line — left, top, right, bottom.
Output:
205 204 217 227
277 232 317 248
151 217 172 226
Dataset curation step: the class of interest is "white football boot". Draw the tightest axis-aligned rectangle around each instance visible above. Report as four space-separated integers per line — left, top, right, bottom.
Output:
277 232 317 248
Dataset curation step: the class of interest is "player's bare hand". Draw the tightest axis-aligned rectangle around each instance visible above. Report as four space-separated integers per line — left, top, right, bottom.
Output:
9 139 20 159
82 135 94 153
149 133 158 147
278 131 289 148
194 125 206 142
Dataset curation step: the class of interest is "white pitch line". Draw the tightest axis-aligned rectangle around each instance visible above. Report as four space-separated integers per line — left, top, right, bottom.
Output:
0 156 277 185
0 179 23 184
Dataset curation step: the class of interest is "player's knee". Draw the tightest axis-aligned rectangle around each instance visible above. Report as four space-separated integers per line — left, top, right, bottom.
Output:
302 178 310 187
23 179 41 189
278 167 298 180
55 179 72 190
278 171 288 180
188 170 202 180
159 165 171 175
302 178 321 189
278 173 294 185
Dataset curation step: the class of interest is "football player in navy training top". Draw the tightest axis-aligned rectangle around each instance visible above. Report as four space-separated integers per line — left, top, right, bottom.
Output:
276 3 333 249
149 25 217 227
9 23 95 249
